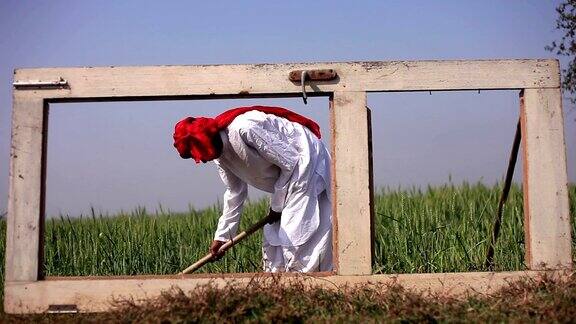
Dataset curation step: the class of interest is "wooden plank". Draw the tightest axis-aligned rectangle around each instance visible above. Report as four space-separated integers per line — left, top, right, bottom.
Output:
4 270 569 313
13 59 559 100
520 88 572 269
5 97 46 282
330 91 372 275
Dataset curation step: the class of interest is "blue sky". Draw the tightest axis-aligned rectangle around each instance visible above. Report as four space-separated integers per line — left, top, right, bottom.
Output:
0 1 574 216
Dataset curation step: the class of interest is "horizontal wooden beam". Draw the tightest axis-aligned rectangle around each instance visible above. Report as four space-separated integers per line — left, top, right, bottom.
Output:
4 270 569 313
13 59 559 100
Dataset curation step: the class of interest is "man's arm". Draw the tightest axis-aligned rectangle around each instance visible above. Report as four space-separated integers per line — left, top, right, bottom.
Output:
213 164 248 242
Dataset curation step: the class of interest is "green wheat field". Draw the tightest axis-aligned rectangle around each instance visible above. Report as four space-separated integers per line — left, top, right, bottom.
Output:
0 182 574 285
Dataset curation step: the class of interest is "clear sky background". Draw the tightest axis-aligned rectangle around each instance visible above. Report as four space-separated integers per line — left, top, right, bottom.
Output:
0 1 574 217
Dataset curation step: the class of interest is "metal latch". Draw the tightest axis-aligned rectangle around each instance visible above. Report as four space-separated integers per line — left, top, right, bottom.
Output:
13 77 68 89
288 69 337 82
289 69 337 104
47 304 78 314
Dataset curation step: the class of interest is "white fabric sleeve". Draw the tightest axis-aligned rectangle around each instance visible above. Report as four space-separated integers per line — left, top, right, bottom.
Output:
239 124 298 212
214 164 248 241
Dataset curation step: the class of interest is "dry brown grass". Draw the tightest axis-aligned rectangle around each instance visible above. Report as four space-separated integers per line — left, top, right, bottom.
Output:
2 272 575 323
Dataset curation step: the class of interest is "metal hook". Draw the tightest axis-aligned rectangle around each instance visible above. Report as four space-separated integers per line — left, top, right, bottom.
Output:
301 70 308 104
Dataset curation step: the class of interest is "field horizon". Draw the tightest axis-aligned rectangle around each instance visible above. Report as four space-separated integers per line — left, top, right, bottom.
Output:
12 182 576 276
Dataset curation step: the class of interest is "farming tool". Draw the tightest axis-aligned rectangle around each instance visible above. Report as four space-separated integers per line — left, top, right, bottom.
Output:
179 212 281 274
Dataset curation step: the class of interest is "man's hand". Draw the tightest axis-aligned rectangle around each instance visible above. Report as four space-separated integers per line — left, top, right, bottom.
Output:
267 209 281 224
209 240 226 261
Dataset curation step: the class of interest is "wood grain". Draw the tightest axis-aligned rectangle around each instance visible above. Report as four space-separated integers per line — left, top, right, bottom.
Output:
4 270 569 313
5 97 45 282
13 59 559 100
330 91 372 275
520 88 572 270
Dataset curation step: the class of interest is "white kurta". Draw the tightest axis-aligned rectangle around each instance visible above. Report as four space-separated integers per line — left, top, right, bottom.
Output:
212 110 332 272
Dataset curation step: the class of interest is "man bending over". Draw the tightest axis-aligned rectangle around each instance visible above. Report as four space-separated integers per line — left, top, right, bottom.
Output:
173 106 332 272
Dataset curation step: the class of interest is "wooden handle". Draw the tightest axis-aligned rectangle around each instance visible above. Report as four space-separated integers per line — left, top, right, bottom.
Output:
179 213 278 274
180 254 214 274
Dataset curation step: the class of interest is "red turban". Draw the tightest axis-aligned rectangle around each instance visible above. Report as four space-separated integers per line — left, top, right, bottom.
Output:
173 106 322 163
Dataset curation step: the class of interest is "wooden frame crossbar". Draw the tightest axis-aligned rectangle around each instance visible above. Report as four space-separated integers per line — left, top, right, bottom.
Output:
5 59 572 313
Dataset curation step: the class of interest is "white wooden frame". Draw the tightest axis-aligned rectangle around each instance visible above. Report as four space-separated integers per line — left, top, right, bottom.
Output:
5 59 572 313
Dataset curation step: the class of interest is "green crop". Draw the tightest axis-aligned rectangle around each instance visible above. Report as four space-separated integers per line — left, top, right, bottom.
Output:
0 182 574 285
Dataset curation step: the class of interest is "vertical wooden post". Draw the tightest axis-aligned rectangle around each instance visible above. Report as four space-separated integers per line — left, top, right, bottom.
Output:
5 95 46 283
520 88 572 270
330 91 373 275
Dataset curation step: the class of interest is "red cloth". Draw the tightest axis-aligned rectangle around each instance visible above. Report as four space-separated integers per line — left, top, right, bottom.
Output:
173 106 322 163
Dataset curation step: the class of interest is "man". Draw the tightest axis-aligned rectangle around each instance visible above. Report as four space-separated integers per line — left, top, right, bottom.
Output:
173 106 332 272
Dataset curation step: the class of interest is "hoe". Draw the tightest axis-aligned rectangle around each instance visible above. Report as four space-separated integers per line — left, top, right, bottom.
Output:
179 212 280 274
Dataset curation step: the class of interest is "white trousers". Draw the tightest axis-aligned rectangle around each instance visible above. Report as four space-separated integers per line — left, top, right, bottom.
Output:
262 191 333 272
